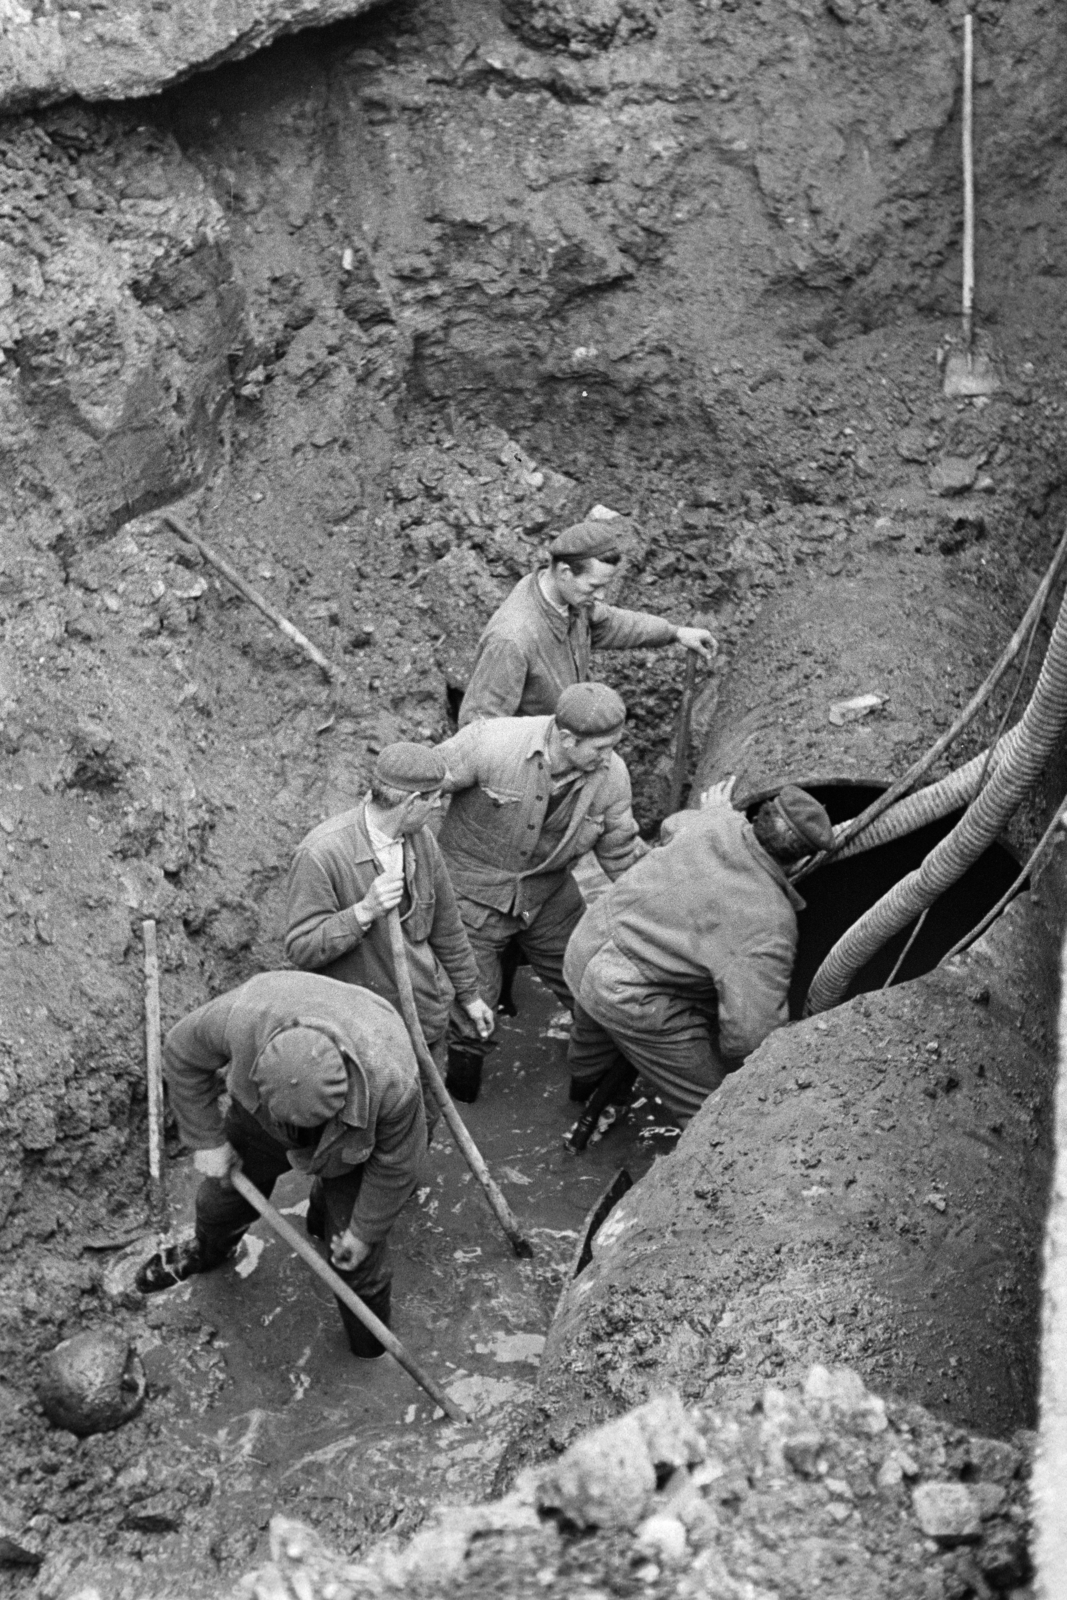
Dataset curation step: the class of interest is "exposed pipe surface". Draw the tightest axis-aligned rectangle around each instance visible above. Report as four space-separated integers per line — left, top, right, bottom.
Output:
806 583 1067 1014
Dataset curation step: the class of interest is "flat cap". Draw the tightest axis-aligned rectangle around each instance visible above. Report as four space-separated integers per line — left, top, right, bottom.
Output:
773 785 834 852
556 681 627 736
252 1027 349 1127
373 742 446 794
549 519 629 563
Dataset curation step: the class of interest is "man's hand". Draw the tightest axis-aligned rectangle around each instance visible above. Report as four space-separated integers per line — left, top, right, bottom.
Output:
358 867 404 924
462 997 495 1040
699 775 738 811
675 625 718 661
193 1142 240 1186
330 1228 372 1272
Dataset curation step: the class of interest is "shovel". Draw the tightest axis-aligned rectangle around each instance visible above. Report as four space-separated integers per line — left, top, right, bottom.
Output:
943 12 998 398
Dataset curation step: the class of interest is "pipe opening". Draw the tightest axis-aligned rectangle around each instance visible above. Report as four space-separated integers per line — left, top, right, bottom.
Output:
751 782 1025 1018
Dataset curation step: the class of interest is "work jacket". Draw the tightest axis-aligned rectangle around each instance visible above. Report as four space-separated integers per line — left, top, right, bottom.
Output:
564 805 804 1061
437 715 645 922
163 972 424 1243
284 803 481 1043
459 571 678 725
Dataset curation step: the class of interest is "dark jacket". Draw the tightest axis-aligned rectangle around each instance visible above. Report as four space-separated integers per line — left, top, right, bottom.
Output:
564 805 804 1060
437 715 645 922
459 571 678 724
163 971 424 1243
284 803 481 1042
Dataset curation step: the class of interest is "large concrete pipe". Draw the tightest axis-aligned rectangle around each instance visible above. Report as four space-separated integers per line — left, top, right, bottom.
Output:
693 548 1040 1003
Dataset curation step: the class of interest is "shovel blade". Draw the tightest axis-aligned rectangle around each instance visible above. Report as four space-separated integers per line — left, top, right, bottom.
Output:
943 350 999 397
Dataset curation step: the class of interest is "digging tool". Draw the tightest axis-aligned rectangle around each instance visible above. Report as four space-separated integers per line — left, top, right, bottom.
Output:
383 909 534 1259
667 651 699 815
943 12 998 398
142 919 167 1227
228 1170 468 1424
161 513 346 685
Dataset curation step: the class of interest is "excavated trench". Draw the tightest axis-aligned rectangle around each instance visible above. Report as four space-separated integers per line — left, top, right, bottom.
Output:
3 0 1067 1593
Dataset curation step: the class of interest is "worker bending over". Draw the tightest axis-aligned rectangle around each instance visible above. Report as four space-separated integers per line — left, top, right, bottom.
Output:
564 780 834 1126
459 517 716 725
284 742 495 1122
436 681 646 1102
137 972 425 1360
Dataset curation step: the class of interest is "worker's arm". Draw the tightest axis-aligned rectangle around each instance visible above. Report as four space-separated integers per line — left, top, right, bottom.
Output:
593 760 648 880
284 851 401 969
590 603 717 661
163 992 239 1152
714 936 794 1061
457 635 529 725
343 1083 426 1245
435 723 484 795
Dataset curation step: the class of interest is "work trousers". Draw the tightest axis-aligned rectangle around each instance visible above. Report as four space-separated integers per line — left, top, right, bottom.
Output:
566 941 731 1125
449 874 584 1057
195 1100 392 1356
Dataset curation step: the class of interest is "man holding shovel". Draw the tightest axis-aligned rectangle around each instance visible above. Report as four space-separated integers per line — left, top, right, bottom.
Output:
284 743 495 1127
136 971 425 1360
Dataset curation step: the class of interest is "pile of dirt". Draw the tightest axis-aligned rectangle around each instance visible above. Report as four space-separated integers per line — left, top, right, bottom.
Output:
226 1369 1034 1600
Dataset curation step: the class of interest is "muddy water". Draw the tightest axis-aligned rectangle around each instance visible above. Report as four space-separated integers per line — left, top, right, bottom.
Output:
136 971 674 1570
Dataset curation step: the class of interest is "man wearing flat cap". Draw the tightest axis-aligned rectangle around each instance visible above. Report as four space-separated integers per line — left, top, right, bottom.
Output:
136 971 425 1359
435 682 647 1101
458 515 717 726
564 778 834 1126
284 743 495 1113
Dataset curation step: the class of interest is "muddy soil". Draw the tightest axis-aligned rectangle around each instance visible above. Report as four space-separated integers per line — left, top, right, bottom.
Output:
2 0 1067 1592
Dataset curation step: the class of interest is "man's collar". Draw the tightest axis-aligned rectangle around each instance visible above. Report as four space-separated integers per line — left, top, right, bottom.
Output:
535 569 571 621
742 824 806 911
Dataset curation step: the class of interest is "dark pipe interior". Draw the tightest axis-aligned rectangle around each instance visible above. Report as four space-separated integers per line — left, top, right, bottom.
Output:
777 784 1022 1018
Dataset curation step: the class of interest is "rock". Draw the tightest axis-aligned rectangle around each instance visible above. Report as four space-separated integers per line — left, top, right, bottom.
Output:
896 427 929 463
0 1499 43 1568
911 1481 982 1544
36 1329 146 1437
635 1513 688 1565
537 1394 702 1532
803 1365 888 1434
0 1 385 113
929 455 982 496
122 1490 185 1533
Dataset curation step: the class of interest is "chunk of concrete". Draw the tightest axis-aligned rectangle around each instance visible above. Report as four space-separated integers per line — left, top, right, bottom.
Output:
36 1329 146 1437
912 1481 982 1543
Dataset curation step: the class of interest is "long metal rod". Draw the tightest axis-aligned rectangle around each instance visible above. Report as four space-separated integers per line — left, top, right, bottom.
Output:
161 513 345 684
230 1170 468 1424
385 909 534 1258
961 12 975 350
668 652 699 815
142 918 166 1225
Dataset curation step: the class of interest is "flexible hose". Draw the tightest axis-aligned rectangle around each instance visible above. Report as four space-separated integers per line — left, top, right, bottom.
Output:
938 795 1067 966
805 583 1067 1014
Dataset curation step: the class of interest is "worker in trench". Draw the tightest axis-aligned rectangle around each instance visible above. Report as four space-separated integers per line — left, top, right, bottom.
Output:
563 778 835 1129
457 516 717 726
434 681 647 1103
135 971 425 1360
283 742 495 1127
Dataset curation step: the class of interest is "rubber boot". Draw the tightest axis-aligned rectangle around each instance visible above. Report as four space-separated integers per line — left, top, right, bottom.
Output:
306 1179 325 1242
342 1283 392 1361
445 1043 484 1104
135 1234 233 1294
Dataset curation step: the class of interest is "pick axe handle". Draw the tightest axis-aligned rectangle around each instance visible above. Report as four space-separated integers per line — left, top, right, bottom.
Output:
384 910 534 1259
142 918 167 1226
668 651 699 815
229 1169 468 1425
161 513 345 685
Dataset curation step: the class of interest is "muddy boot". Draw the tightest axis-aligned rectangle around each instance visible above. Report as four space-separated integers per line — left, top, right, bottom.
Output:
344 1284 392 1361
305 1179 326 1242
445 1043 484 1104
135 1235 233 1294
